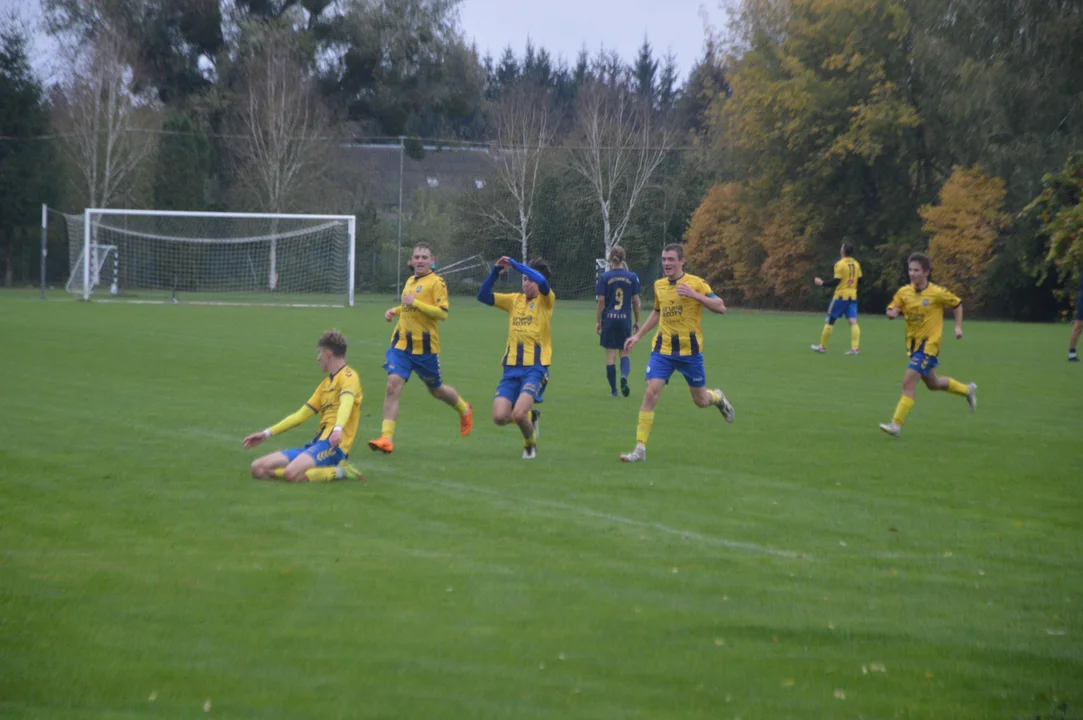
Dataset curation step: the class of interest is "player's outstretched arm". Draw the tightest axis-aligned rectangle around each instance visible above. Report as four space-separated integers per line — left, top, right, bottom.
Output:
886 306 899 319
624 310 659 351
384 306 401 322
477 263 504 306
243 405 317 449
953 302 964 339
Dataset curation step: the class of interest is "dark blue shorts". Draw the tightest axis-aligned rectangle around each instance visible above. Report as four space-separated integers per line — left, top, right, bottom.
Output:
383 347 442 388
495 365 549 403
282 439 346 467
645 351 706 388
826 298 858 323
600 318 632 349
907 351 939 377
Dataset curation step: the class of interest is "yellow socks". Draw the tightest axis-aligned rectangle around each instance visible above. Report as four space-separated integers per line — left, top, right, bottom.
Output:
851 324 860 351
453 397 469 416
892 396 914 425
706 389 723 407
636 411 655 445
272 467 341 482
381 419 396 439
820 325 833 348
304 467 340 483
947 378 968 396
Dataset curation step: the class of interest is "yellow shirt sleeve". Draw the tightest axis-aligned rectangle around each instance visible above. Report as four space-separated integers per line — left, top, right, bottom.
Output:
834 261 844 280
889 288 906 310
269 405 316 436
696 277 714 296
538 288 556 309
411 300 449 320
938 286 961 308
493 293 516 312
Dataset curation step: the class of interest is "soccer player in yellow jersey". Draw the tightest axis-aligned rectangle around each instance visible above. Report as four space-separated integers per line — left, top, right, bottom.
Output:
619 244 734 463
879 253 977 437
811 243 862 355
367 243 473 454
477 255 554 459
244 330 365 482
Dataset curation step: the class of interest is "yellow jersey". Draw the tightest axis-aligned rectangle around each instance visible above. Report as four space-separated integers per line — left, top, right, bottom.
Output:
833 258 862 300
305 365 363 454
391 272 449 354
889 283 961 357
651 273 715 356
493 289 556 366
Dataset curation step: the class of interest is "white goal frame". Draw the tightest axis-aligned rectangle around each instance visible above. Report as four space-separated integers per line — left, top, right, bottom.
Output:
79 208 357 306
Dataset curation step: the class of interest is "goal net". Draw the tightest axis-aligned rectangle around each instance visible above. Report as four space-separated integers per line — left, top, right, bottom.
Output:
62 209 356 306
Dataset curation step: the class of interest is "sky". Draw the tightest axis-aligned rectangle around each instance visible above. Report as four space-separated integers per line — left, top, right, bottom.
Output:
0 0 722 84
459 0 719 81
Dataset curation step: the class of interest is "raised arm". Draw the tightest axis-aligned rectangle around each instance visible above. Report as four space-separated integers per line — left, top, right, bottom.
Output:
507 258 550 295
477 264 502 306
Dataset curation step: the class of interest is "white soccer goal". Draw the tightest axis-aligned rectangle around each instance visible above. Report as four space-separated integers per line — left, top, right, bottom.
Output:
62 209 356 307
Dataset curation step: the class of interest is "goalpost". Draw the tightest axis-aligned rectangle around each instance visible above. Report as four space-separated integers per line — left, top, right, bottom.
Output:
63 209 356 307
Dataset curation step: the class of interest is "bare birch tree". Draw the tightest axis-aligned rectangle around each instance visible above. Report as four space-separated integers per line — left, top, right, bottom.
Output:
569 79 673 259
53 24 159 210
228 34 332 289
482 85 555 261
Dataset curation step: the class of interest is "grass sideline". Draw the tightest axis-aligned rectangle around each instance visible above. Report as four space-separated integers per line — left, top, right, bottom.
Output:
1 290 1080 719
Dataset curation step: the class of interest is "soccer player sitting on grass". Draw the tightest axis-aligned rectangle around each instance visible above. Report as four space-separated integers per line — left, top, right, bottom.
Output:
878 253 977 437
811 243 862 355
244 330 365 482
367 243 473 455
619 243 734 463
596 245 640 397
477 255 555 459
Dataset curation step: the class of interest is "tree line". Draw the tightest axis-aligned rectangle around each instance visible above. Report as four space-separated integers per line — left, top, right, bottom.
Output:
0 0 1080 318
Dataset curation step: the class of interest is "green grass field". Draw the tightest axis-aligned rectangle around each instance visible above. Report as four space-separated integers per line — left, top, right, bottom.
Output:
1 289 1081 719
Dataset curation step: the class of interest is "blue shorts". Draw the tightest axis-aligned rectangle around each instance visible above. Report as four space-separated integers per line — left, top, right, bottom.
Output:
282 439 346 467
645 352 706 388
907 351 939 377
383 347 442 388
495 365 549 403
600 318 632 349
826 298 858 323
